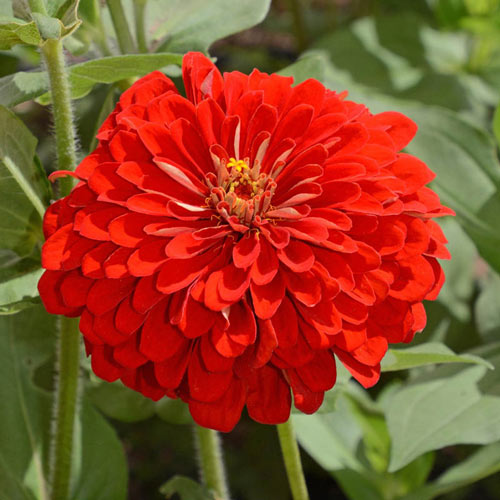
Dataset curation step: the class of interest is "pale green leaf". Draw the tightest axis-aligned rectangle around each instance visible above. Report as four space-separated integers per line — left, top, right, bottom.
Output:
0 267 42 315
385 363 500 471
381 342 492 372
0 18 41 49
475 271 500 342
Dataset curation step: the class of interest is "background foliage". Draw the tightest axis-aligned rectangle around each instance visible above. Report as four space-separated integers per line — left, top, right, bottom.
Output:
1 0 500 499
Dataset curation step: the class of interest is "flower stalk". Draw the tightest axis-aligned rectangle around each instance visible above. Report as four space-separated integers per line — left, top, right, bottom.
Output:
194 425 230 500
134 0 149 53
34 18 81 500
106 0 137 54
277 420 310 500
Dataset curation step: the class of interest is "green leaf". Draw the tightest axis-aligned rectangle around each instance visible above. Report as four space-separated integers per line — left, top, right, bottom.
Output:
381 342 492 372
436 218 477 321
89 380 156 423
293 394 364 472
385 362 500 471
0 267 42 314
475 271 500 342
401 442 500 500
159 475 215 500
71 399 128 500
0 305 54 500
0 106 49 312
155 398 193 425
0 18 41 49
0 52 183 108
149 0 272 53
0 306 128 499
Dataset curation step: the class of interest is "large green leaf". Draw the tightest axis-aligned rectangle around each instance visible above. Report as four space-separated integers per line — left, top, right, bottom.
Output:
381 342 491 372
0 267 42 314
147 0 272 53
0 52 183 107
0 306 128 499
385 344 500 471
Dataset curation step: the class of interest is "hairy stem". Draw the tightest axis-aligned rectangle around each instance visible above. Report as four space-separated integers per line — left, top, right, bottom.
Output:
277 420 310 500
106 0 137 54
49 317 81 500
34 15 82 500
41 39 77 196
134 0 148 53
194 425 230 500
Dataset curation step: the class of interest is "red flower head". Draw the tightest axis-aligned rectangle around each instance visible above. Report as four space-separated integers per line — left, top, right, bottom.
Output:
39 52 454 432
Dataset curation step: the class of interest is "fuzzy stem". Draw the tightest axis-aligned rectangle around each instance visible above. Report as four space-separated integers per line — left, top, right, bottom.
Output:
49 317 81 500
134 0 148 53
194 425 230 500
41 39 77 196
35 16 82 500
106 0 137 54
277 420 310 500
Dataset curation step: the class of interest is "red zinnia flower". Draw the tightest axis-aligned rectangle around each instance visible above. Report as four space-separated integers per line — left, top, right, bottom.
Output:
39 52 453 432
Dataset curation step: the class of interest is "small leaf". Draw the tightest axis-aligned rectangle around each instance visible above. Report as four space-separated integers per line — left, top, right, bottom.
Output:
381 342 492 372
159 475 215 500
0 18 41 49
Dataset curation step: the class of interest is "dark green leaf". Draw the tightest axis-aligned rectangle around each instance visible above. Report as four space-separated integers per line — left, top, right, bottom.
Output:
150 0 272 53
381 342 492 372
159 475 215 500
493 100 500 147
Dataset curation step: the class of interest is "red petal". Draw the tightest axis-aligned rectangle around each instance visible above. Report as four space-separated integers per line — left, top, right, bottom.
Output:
295 350 337 392
334 349 380 388
277 239 315 272
246 365 291 425
188 377 245 432
154 342 192 389
226 301 257 346
250 272 285 319
232 232 261 269
188 344 233 402
287 369 324 414
250 237 279 285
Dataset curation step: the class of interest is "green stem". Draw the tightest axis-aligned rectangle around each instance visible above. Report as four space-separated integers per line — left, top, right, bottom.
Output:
277 420 310 500
286 0 308 53
194 425 230 500
33 11 82 500
41 39 77 196
134 0 148 53
106 0 137 54
49 317 81 500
